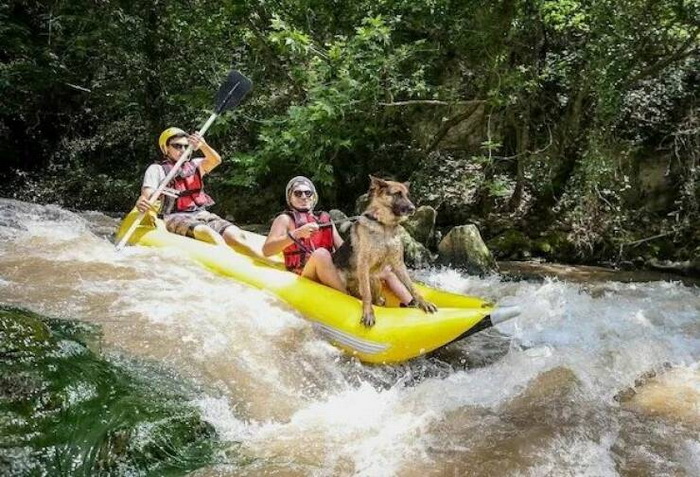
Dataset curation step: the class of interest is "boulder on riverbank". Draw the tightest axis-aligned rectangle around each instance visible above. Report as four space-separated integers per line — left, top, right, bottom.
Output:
401 226 437 267
329 209 352 238
646 258 700 277
354 193 369 216
438 225 498 275
487 229 533 260
403 205 437 248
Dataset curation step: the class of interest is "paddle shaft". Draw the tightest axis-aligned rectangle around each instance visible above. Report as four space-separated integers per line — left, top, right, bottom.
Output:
115 113 218 250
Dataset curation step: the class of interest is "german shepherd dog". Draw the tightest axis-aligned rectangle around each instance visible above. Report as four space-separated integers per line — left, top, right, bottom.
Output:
333 176 438 327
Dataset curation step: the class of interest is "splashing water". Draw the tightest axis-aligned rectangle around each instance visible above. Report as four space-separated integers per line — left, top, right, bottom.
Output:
1 199 698 476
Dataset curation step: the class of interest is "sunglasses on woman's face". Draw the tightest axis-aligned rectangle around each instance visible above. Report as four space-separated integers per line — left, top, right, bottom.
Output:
169 143 188 151
293 190 314 198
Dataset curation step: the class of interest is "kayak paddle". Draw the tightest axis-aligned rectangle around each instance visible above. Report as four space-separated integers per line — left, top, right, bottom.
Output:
116 70 253 251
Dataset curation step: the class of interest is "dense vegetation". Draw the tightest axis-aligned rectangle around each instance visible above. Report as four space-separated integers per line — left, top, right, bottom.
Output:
1 0 698 265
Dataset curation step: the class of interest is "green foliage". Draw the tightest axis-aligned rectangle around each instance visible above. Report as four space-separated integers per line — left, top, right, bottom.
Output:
1 0 697 262
556 135 633 255
539 0 589 32
248 14 428 191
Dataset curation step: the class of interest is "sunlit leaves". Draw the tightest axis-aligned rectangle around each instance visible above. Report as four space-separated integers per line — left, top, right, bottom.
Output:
269 14 313 56
539 0 590 33
247 14 428 187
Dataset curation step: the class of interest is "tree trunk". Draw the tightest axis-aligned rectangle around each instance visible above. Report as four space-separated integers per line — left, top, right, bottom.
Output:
508 113 529 211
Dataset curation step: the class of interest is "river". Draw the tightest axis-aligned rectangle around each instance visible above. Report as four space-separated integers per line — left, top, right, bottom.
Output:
1 199 698 476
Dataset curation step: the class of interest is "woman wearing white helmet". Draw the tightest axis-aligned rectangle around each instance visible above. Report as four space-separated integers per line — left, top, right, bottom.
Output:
263 176 346 291
263 176 412 304
135 127 254 254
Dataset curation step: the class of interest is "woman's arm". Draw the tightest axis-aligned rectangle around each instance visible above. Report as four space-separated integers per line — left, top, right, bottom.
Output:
263 214 321 256
262 215 294 256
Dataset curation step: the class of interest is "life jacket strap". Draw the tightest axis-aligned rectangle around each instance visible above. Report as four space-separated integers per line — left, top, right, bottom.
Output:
175 188 202 197
287 231 314 255
161 187 180 198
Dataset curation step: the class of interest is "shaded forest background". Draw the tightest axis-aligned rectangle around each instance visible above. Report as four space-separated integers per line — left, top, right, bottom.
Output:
1 0 698 266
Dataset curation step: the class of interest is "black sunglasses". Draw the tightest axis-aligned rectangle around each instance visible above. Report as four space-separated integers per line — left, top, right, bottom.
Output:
169 143 188 151
293 190 314 198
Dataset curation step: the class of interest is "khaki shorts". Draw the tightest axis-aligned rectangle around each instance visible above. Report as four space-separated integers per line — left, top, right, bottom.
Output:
164 210 234 238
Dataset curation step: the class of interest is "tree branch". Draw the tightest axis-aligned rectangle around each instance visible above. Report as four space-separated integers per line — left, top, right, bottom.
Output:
380 100 486 107
426 102 484 152
627 29 700 86
492 124 554 161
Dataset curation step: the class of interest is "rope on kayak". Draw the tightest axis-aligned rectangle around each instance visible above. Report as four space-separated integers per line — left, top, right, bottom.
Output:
286 231 314 254
318 215 361 229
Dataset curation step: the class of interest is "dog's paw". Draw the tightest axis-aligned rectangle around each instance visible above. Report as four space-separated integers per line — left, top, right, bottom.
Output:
416 297 438 314
373 295 386 306
361 311 376 327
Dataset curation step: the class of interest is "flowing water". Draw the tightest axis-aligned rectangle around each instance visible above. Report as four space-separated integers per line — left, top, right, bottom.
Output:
0 198 698 476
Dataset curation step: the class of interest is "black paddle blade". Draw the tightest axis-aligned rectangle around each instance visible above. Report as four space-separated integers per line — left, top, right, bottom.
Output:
214 70 253 114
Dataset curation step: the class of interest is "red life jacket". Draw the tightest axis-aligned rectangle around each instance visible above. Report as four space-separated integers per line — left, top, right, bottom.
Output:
283 210 335 273
160 160 215 214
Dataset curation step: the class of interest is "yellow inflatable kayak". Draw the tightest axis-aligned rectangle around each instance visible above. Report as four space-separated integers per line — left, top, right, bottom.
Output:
116 210 519 364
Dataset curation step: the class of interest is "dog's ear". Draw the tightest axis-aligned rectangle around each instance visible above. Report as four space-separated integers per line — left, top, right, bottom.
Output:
403 181 411 190
369 175 389 189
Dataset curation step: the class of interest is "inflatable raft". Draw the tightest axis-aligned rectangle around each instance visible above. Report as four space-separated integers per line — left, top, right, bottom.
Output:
116 210 519 364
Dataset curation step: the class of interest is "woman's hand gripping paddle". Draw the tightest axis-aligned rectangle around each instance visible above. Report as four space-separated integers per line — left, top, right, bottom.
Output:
115 70 252 250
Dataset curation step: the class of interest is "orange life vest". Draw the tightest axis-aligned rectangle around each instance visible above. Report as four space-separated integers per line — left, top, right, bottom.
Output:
283 210 334 273
160 160 215 214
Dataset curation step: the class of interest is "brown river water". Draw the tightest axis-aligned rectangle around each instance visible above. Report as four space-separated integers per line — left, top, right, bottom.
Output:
1 199 698 476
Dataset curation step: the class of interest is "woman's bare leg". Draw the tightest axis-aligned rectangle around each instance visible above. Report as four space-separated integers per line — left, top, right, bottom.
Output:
193 225 226 245
378 267 413 304
221 224 262 258
302 249 346 293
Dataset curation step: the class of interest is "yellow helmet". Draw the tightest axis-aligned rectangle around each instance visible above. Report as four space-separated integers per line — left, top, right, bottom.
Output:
158 127 187 154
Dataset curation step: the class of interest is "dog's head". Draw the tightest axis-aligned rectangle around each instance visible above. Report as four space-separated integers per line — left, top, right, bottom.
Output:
368 175 416 222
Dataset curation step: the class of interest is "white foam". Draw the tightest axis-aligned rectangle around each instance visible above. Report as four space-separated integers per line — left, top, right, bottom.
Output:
528 432 619 476
681 439 700 475
248 382 434 475
2 200 699 475
194 396 251 442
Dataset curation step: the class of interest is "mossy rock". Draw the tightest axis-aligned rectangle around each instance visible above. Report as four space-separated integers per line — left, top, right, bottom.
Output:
487 229 532 260
400 226 437 267
402 205 437 247
354 193 370 215
539 230 577 261
533 238 553 255
329 209 352 240
0 307 224 476
0 307 53 356
438 225 497 274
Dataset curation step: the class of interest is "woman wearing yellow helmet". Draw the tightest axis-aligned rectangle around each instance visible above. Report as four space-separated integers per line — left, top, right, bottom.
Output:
135 127 255 254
